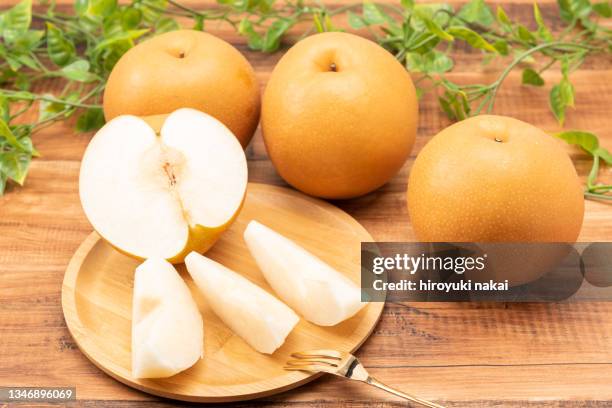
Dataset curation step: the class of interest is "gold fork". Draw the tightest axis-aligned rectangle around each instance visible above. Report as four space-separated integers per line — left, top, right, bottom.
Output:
285 349 445 408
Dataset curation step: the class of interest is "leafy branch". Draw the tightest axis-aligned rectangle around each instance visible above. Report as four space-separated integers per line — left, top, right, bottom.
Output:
0 0 611 199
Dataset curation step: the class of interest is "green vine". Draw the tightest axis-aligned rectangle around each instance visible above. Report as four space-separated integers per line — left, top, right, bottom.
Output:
0 0 611 197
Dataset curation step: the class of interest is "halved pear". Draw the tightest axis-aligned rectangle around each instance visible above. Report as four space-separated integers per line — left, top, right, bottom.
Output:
185 252 299 354
132 258 203 378
244 221 366 326
79 108 248 263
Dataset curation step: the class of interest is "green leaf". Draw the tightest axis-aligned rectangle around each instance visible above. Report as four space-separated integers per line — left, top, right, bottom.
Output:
257 0 275 13
447 26 497 52
457 0 494 26
14 73 30 90
557 0 574 21
522 68 544 86
593 1 612 17
572 0 592 18
93 29 148 53
548 85 566 126
87 0 117 17
426 51 454 73
12 128 37 156
15 53 38 70
136 0 167 23
103 12 125 37
554 130 599 155
0 94 9 123
74 0 89 15
121 8 142 30
1 0 32 44
238 19 263 50
405 50 453 73
0 149 31 186
362 2 388 25
559 58 575 108
550 85 565 125
557 0 592 21
496 6 512 29
0 118 30 152
438 95 454 119
550 76 574 126
46 23 76 67
401 0 415 10
439 89 470 120
561 78 575 107
193 15 204 31
596 147 612 165
313 12 324 33
12 29 44 51
0 171 7 195
38 96 66 122
533 3 553 41
5 55 23 72
413 7 454 42
493 39 509 55
76 108 105 132
517 25 536 43
348 11 367 28
411 4 453 28
155 17 180 33
60 59 97 82
262 19 293 52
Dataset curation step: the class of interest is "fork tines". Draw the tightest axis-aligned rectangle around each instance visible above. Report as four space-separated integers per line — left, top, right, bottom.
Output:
284 349 345 372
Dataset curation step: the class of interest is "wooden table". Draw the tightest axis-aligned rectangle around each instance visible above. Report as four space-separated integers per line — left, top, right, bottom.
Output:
1 1 612 406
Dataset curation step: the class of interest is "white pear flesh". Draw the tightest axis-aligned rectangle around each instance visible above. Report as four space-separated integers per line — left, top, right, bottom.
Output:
132 258 204 379
243 221 366 326
185 252 299 354
79 108 248 262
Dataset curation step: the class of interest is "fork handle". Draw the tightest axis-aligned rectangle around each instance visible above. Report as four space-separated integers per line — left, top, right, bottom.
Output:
366 376 445 408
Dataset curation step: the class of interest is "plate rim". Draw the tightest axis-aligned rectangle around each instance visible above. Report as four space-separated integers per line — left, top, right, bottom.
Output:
61 182 385 402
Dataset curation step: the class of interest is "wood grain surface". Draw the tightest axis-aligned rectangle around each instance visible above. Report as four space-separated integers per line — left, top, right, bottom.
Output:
1 0 612 407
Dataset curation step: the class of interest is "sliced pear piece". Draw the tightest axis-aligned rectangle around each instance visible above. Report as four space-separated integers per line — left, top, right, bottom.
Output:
185 252 299 354
79 108 248 263
244 220 366 326
132 258 204 378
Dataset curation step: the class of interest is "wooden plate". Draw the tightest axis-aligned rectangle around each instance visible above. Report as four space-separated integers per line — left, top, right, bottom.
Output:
62 182 384 402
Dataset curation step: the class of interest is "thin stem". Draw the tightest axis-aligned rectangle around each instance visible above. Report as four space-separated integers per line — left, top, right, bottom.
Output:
538 57 557 74
2 90 102 109
587 155 600 190
166 0 208 18
33 12 97 42
485 42 594 113
32 84 104 131
584 191 612 201
328 4 360 16
408 35 437 51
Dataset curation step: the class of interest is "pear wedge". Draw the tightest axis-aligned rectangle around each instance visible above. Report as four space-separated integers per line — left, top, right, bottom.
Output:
185 252 299 354
243 221 366 326
132 258 203 378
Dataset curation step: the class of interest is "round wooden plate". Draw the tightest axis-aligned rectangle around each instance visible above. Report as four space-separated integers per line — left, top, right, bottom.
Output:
62 182 384 402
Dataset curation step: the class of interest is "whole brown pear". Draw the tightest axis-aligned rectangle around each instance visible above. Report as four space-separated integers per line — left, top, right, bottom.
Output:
408 115 584 242
262 32 418 199
103 30 260 148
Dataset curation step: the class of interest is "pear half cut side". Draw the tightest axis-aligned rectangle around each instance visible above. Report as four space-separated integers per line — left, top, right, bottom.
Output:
79 108 248 263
